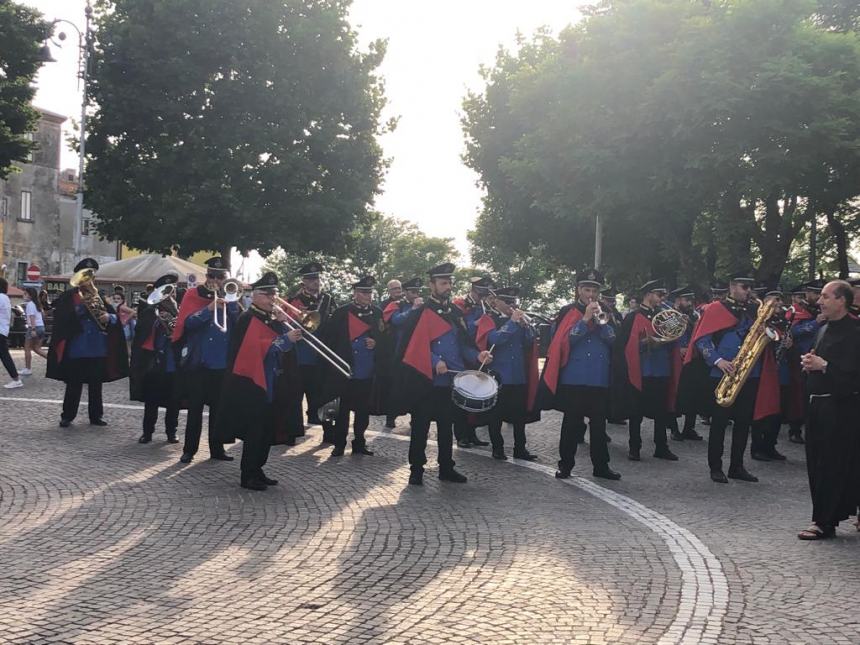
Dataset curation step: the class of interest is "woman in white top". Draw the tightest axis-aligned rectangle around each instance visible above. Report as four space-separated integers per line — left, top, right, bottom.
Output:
0 277 23 387
21 287 48 375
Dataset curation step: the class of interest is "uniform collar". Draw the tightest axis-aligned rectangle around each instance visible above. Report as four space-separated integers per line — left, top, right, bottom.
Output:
429 295 452 314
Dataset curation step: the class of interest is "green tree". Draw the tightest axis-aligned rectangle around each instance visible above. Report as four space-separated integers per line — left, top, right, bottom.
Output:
0 1 50 179
85 0 391 266
463 0 860 289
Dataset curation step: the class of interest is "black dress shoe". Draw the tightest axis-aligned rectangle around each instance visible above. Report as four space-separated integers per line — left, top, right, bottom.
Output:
555 469 572 479
593 467 621 480
492 448 507 460
210 452 234 461
457 440 473 448
259 472 279 486
469 435 489 447
751 451 772 462
331 446 345 457
408 469 424 486
138 434 152 444
59 419 71 428
352 446 374 456
681 429 703 441
166 434 179 444
728 467 758 482
710 470 728 483
285 436 297 446
671 430 684 442
628 449 641 461
179 452 194 464
513 450 538 461
654 448 679 461
90 419 108 427
439 469 467 483
240 476 267 491
766 449 787 461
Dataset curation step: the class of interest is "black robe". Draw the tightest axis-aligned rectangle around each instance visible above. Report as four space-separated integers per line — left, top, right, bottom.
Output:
316 303 391 414
388 299 480 416
804 315 860 527
129 306 181 406
214 307 295 446
46 287 128 383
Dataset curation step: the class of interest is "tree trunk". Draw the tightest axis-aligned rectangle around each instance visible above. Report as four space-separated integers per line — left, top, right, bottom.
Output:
825 209 850 279
220 245 233 273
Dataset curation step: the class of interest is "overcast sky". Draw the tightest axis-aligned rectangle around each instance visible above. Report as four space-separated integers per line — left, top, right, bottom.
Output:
24 0 586 269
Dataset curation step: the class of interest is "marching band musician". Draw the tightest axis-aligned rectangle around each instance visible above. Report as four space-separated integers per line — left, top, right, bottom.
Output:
381 277 423 428
666 286 703 442
473 286 539 461
215 272 303 491
47 258 128 428
317 276 386 457
380 279 403 311
390 263 493 486
171 257 239 465
130 273 181 444
612 279 680 463
600 288 624 328
685 272 781 483
785 281 824 444
285 261 338 442
537 268 620 481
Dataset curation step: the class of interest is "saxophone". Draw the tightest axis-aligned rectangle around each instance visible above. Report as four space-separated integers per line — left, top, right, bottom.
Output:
714 298 780 408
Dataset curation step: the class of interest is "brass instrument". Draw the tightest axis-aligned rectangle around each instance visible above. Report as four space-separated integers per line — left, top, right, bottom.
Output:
70 267 108 331
714 298 781 408
651 306 689 343
272 296 352 379
147 283 178 335
213 279 242 333
591 298 609 325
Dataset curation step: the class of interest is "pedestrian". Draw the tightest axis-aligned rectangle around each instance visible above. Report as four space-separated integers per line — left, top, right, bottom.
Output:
796 280 860 540
0 278 23 388
111 291 137 354
20 287 48 375
38 289 51 312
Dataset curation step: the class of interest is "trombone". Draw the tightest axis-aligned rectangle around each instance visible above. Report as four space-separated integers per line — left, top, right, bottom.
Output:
213 279 242 332
273 297 353 379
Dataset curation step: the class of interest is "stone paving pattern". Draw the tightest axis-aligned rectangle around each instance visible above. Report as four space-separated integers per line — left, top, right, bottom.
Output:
1 352 859 644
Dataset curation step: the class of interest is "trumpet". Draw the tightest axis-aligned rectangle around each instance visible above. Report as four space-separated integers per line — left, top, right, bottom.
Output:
213 279 242 332
590 298 609 325
272 297 352 379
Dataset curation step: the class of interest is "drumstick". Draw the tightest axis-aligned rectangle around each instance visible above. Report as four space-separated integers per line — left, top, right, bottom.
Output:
478 344 495 372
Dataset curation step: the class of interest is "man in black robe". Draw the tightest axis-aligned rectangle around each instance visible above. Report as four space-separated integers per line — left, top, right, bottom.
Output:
796 280 860 540
129 273 181 444
214 272 302 491
47 258 128 427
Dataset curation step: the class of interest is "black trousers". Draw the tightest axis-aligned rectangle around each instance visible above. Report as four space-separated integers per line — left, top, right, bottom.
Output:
143 401 180 436
708 377 757 471
334 379 371 450
558 385 610 470
241 406 274 479
182 368 225 456
667 413 697 435
0 334 17 379
487 384 528 451
409 386 464 471
750 415 781 453
628 377 670 451
61 358 104 422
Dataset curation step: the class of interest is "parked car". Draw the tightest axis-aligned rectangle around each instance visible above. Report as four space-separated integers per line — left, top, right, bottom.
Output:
9 305 26 349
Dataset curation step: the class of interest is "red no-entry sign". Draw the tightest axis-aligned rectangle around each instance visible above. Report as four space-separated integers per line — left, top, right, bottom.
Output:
26 264 41 281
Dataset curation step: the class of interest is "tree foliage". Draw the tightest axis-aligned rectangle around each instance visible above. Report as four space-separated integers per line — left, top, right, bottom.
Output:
86 0 391 264
0 0 50 180
463 0 860 295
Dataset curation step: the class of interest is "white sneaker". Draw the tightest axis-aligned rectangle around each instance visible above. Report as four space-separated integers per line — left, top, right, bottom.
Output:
18 368 32 376
3 380 23 389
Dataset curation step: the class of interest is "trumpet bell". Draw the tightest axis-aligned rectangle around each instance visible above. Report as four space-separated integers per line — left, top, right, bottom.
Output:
147 283 176 306
222 279 242 303
70 267 96 288
300 310 321 332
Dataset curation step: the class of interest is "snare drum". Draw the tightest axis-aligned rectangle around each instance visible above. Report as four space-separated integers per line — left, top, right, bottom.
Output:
451 370 499 413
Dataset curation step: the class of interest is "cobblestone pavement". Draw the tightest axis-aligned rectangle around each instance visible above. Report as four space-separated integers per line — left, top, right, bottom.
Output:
1 352 859 644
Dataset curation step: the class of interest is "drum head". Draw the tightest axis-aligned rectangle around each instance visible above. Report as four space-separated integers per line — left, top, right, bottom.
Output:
453 370 497 397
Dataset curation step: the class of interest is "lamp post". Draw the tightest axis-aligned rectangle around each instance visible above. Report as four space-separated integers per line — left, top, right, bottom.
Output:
40 1 93 264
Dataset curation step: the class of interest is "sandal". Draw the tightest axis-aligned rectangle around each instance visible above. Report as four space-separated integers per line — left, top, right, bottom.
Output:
797 524 835 541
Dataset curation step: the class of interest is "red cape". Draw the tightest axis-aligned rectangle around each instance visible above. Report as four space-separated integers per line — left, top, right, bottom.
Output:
623 312 653 392
383 300 401 324
685 300 779 420
789 305 814 323
402 308 452 380
53 291 82 364
348 312 371 341
171 288 211 343
540 306 583 396
475 313 496 351
232 316 278 392
452 297 472 315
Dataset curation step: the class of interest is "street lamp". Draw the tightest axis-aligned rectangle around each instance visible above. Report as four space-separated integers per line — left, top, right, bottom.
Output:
40 1 93 264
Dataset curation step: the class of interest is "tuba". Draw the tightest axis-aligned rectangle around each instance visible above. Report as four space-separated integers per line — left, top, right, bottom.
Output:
714 298 781 408
70 267 108 331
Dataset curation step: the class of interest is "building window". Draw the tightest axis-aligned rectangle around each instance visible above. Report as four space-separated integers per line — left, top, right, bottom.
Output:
82 217 91 236
16 261 27 284
20 191 32 221
24 132 35 162
0 196 8 219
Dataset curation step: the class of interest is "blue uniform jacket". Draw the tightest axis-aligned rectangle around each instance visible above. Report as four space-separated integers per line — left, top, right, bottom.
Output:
487 317 534 385
181 302 240 370
695 309 762 379
67 305 118 359
432 327 480 387
791 317 820 355
559 303 615 388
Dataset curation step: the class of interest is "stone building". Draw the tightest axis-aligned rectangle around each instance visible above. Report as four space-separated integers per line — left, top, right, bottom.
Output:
0 107 117 287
